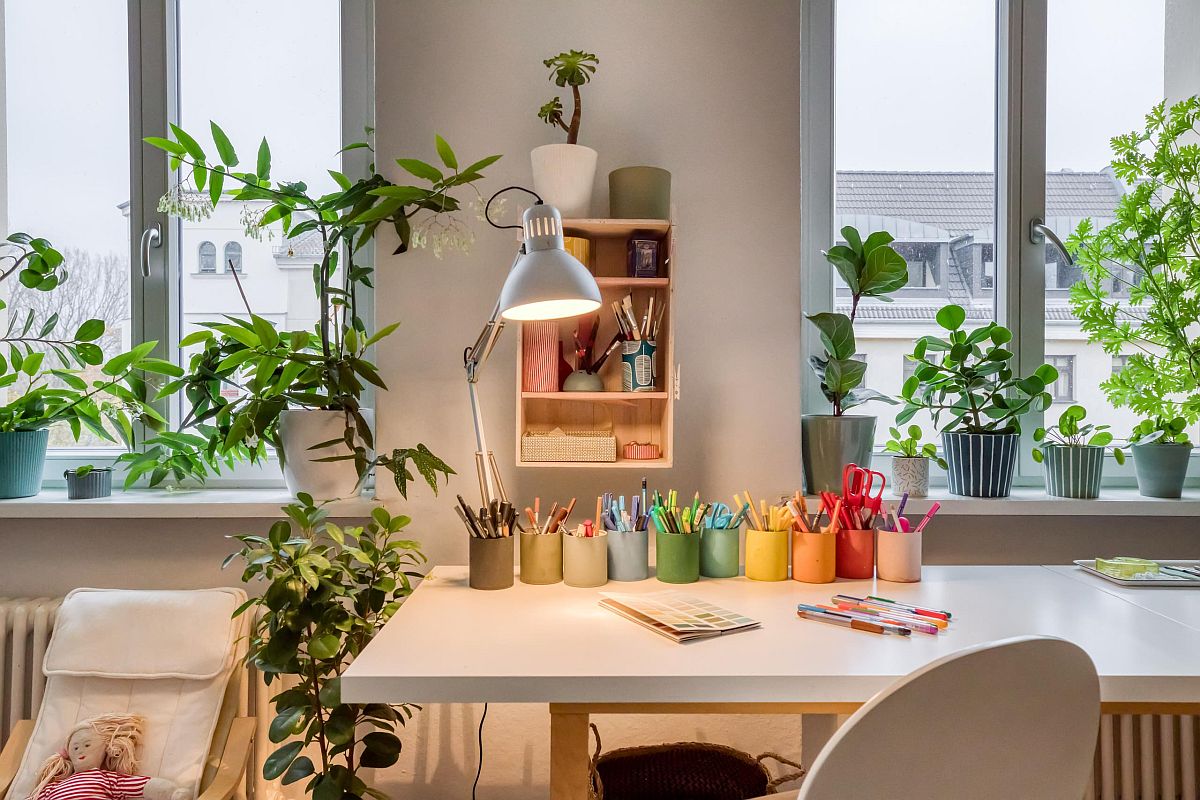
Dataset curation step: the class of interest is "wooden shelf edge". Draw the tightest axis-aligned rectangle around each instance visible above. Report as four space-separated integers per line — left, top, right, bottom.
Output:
517 457 672 469
563 218 671 237
521 391 668 402
594 277 670 288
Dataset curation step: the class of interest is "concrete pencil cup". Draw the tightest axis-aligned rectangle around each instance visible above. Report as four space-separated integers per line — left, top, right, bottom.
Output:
469 536 515 590
700 527 741 578
835 528 875 579
655 530 700 584
876 528 922 583
792 530 836 584
606 529 650 581
745 529 789 582
520 530 563 585
564 532 608 588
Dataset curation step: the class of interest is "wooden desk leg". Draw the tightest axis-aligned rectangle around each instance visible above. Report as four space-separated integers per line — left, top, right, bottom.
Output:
802 713 838 765
550 708 591 800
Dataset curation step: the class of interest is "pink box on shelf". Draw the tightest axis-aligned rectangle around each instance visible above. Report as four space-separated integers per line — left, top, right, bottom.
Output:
522 321 559 392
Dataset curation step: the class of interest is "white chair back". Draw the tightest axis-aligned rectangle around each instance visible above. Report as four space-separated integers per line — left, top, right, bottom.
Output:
798 636 1100 800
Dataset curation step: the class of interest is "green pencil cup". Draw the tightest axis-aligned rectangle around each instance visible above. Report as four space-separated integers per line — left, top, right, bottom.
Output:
520 530 563 585
655 530 700 584
699 527 741 578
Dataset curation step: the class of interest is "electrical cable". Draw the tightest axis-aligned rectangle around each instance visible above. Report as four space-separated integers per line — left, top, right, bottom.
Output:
472 702 489 800
485 186 543 230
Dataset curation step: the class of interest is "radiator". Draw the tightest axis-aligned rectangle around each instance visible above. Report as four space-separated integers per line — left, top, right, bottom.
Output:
1087 714 1199 800
0 597 61 744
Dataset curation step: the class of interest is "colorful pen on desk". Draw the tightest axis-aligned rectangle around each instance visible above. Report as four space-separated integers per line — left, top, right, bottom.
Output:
797 606 911 636
913 502 941 533
822 603 942 635
854 594 952 620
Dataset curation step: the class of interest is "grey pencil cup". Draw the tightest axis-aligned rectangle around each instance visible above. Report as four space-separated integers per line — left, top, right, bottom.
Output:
606 529 650 581
563 532 608 587
469 536 515 590
520 530 564 585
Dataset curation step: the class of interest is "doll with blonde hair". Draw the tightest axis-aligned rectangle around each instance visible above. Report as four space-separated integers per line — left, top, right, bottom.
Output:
28 714 187 800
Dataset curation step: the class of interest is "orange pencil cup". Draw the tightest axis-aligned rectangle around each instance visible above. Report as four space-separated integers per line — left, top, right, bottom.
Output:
835 528 875 579
876 528 922 582
792 530 836 583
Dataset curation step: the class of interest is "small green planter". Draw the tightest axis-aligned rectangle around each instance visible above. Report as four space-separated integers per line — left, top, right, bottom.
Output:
1041 445 1105 499
0 429 49 499
1132 442 1193 499
699 527 740 578
655 530 700 584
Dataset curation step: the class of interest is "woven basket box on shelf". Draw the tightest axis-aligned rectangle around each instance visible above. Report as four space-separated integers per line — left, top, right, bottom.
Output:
520 428 617 462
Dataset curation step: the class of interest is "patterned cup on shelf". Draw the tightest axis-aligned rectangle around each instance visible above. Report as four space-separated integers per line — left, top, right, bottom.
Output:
621 340 657 392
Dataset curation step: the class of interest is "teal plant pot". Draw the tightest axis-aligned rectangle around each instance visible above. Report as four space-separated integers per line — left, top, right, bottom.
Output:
943 431 1018 497
1041 445 1104 499
0 429 49 499
699 527 741 578
655 530 700 584
1132 443 1193 499
801 415 875 494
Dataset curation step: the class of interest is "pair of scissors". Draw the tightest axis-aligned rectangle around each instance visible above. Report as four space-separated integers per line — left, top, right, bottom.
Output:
842 463 886 515
706 502 732 528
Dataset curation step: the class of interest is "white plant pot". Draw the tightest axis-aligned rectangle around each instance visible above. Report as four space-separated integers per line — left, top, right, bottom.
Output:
277 409 374 501
530 143 597 218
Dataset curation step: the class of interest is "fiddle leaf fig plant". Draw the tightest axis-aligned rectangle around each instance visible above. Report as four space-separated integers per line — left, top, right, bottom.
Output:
538 49 599 144
1033 404 1124 464
227 495 426 800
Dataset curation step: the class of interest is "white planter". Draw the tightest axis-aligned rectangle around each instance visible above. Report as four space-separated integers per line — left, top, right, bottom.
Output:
277 409 374 501
891 456 931 498
530 143 597 218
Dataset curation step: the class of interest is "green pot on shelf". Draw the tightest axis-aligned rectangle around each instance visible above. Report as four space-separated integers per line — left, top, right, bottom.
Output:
1132 442 1193 499
0 429 49 499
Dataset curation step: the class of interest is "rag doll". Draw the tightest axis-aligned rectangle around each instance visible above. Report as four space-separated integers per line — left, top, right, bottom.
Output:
27 714 188 800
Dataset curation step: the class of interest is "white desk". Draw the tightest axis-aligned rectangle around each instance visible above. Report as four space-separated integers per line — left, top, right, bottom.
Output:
1045 563 1200 631
343 565 1200 800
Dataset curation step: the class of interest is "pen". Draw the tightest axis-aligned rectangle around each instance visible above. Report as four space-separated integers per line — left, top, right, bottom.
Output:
797 607 910 636
821 603 941 635
858 594 952 620
913 502 940 533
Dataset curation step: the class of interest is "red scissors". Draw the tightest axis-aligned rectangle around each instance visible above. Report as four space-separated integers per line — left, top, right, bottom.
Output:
842 463 886 517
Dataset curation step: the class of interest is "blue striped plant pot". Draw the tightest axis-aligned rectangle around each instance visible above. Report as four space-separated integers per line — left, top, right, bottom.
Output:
1041 445 1105 499
942 432 1019 498
0 429 49 499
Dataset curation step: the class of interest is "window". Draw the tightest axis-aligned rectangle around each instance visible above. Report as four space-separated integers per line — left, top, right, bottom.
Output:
198 241 216 274
222 242 243 274
1111 355 1129 377
1046 356 1075 403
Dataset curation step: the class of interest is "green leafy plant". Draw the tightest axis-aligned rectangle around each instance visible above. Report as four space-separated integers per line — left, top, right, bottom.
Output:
898 304 1057 434
1129 415 1193 447
1033 404 1124 464
884 424 947 468
226 495 426 800
70 464 96 477
807 226 909 415
125 123 499 493
0 233 68 292
1068 96 1200 429
537 50 599 145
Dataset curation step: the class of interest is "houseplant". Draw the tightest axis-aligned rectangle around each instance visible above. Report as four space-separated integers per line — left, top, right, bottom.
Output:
226 495 424 800
1032 404 1123 499
898 305 1057 497
1068 97 1200 498
802 226 907 493
1127 416 1192 498
883 424 946 498
532 49 599 217
128 123 498 499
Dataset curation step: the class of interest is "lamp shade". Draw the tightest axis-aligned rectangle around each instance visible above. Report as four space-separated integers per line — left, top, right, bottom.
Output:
498 204 601 321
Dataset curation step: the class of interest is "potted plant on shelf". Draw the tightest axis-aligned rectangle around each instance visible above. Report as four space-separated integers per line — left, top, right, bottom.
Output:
883 424 946 498
63 464 113 499
898 305 1057 497
801 226 907 493
128 123 498 500
1032 404 1123 499
226 495 424 800
532 49 600 218
1126 417 1192 498
1067 97 1200 499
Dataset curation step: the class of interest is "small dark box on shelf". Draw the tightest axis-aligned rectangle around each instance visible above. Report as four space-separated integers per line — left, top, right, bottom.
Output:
627 239 659 278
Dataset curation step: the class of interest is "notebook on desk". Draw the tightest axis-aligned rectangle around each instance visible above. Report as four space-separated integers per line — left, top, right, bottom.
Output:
599 591 761 643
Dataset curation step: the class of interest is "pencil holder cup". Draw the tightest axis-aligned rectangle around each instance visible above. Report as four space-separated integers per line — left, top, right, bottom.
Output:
606 529 650 581
563 532 609 588
835 529 875 580
621 340 657 392
745 529 789 581
520 530 563 585
655 530 700 584
699 527 741 578
469 536 515 591
876 528 922 583
791 530 836 584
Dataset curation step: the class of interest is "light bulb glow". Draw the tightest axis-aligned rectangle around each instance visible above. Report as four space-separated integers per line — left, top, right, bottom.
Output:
500 298 601 321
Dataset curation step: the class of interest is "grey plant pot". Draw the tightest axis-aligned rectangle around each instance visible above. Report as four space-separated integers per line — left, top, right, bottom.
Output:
65 468 113 500
801 415 875 495
609 166 671 219
942 431 1019 498
1041 445 1104 499
1132 442 1193 499
0 429 49 499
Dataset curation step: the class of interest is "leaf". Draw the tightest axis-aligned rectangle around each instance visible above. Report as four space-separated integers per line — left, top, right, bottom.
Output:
210 121 239 167
256 137 271 180
280 756 314 786
824 357 867 395
395 158 442 183
209 167 225 207
360 732 402 768
462 154 502 175
138 358 184 377
434 134 457 169
328 170 352 190
269 706 305 743
935 305 966 331
806 312 856 359
263 741 303 781
74 319 105 342
860 244 908 296
144 136 186 156
308 633 339 659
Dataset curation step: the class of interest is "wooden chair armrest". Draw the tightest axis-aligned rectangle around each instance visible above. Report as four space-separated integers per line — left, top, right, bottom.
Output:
0 720 35 799
195 718 255 800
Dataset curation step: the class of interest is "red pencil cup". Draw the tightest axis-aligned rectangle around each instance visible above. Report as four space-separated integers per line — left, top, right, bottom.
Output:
835 528 875 579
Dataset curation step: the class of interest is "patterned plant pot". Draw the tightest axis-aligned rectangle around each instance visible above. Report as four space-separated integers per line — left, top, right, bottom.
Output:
1132 443 1193 499
0 429 49 499
1041 445 1105 499
942 432 1019 498
890 457 930 497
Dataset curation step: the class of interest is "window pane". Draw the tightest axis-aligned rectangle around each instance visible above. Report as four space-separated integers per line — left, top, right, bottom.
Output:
2 0 130 450
1045 0 1164 437
835 0 997 446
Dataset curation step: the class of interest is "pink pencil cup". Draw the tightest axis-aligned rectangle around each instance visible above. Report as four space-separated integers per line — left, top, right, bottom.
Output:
876 528 922 582
835 528 875 579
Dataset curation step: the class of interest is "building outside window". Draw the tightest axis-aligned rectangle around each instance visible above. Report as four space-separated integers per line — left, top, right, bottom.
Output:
223 242 243 274
1111 355 1130 376
1047 355 1075 403
198 241 216 273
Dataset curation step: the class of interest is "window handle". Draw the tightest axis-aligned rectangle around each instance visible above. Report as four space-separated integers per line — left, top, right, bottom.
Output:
1029 218 1073 266
139 223 162 278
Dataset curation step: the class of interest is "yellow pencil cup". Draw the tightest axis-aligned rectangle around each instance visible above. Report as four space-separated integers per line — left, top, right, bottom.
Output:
520 530 563 585
745 528 789 581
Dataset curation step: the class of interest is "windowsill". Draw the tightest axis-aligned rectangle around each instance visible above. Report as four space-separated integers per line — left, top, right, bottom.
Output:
0 488 378 519
857 487 1200 516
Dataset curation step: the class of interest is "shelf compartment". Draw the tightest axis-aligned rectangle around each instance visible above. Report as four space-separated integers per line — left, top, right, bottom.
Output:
563 218 671 237
595 277 670 289
521 392 668 402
